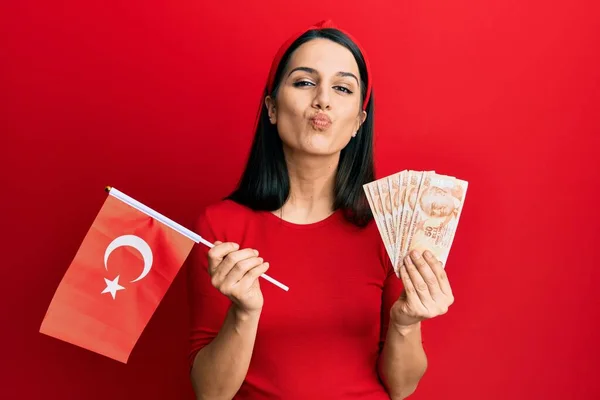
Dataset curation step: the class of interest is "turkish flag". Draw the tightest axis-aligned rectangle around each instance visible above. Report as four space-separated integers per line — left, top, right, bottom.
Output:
40 190 196 363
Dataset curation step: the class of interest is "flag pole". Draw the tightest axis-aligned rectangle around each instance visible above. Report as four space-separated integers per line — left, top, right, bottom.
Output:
104 186 289 292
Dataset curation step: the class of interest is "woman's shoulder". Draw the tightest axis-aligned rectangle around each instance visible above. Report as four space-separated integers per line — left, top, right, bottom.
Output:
193 198 262 243
194 198 258 231
200 198 252 220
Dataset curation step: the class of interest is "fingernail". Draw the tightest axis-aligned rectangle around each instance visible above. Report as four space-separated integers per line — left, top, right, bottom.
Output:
233 243 239 250
264 262 270 267
254 249 259 256
411 250 421 259
423 250 432 259
405 255 412 264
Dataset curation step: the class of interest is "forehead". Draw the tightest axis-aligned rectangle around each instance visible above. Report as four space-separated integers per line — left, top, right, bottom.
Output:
286 38 360 76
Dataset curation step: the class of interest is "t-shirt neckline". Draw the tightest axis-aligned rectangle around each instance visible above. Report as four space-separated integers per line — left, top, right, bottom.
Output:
261 208 343 230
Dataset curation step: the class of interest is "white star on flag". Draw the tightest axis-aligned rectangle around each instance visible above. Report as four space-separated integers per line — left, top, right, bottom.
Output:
102 275 125 299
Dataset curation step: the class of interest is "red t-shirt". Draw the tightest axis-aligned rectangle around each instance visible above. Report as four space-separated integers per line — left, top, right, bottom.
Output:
187 199 404 399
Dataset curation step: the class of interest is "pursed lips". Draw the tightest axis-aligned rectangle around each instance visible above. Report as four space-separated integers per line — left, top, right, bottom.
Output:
309 113 332 130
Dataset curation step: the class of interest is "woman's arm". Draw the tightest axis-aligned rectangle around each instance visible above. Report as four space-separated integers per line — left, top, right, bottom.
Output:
189 241 270 400
378 322 428 400
378 250 455 399
190 306 261 400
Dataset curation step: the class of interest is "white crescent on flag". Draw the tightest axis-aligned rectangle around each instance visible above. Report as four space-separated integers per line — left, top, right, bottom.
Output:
104 234 154 283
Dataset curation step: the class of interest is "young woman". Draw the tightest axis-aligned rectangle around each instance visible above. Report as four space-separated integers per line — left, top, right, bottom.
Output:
187 20 454 400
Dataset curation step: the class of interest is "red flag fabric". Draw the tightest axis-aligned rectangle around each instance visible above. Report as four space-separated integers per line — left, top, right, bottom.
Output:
40 191 195 363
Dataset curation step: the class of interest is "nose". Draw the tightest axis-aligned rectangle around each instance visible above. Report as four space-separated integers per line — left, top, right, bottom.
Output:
312 85 331 110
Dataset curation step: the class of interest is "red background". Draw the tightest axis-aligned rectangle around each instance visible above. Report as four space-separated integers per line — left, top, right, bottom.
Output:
2 0 599 399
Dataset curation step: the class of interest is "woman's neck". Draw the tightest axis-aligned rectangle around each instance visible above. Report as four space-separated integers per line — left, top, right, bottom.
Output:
277 149 339 224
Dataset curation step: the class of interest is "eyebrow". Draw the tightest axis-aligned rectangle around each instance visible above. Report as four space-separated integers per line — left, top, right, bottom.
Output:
287 66 359 86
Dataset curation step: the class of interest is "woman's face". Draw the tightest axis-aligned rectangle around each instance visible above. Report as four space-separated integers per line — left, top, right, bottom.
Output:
266 38 366 157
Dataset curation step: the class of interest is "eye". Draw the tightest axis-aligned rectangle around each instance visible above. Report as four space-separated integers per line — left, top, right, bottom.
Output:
334 86 353 94
293 80 315 87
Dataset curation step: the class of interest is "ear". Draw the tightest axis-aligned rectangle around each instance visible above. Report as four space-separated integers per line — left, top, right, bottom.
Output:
265 96 277 124
354 110 367 132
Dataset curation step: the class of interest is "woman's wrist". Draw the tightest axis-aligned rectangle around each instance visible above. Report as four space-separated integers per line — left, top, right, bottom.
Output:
231 304 262 323
389 306 422 336
391 320 421 337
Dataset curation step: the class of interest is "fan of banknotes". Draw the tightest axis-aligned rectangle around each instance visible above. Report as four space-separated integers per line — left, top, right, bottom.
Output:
363 170 468 277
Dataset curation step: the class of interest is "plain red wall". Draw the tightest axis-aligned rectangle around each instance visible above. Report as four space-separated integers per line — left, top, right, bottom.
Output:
2 0 599 398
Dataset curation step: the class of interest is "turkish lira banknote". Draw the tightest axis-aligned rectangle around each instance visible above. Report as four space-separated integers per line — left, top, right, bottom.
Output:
363 170 468 277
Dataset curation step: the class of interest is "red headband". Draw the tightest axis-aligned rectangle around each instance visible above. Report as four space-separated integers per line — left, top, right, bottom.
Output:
266 19 372 111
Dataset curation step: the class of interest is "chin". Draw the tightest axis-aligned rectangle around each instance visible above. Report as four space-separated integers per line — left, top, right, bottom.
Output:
301 136 343 155
281 130 348 156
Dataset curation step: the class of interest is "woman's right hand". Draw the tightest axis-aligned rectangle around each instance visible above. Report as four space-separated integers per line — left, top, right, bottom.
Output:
207 241 270 316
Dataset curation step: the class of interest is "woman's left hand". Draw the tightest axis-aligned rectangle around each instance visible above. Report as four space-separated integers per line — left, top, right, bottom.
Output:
390 250 454 332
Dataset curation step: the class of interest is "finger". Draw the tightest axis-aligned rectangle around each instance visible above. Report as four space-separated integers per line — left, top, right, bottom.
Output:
399 263 428 314
207 242 239 272
423 250 453 297
221 256 264 290
409 250 444 301
212 248 258 283
399 262 416 300
234 262 270 293
404 254 435 309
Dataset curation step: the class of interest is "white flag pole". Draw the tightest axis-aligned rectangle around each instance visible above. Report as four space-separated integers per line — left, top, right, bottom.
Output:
105 186 289 292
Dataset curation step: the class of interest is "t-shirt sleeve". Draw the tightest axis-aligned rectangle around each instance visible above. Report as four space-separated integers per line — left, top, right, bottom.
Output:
186 206 232 370
379 257 405 349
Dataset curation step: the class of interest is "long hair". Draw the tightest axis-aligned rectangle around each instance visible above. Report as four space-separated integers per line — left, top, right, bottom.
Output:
227 27 376 227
